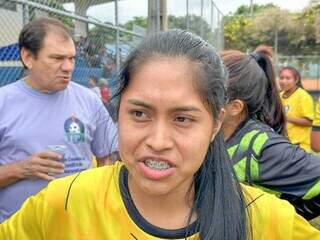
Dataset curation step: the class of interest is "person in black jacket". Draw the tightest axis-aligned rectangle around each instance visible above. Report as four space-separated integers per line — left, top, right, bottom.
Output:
221 46 320 220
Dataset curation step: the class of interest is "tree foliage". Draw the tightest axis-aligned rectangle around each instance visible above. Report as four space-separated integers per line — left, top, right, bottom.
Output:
223 2 320 55
122 14 213 42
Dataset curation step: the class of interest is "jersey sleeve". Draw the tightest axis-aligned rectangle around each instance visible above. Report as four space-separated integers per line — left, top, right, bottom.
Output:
0 188 46 240
90 102 118 158
313 98 320 131
257 131 320 198
299 91 314 121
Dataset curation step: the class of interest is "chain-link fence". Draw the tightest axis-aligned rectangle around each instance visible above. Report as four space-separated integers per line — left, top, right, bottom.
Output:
278 56 320 99
0 0 224 91
167 0 224 51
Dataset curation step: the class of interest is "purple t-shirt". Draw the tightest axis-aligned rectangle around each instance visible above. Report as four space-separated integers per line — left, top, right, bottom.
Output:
0 79 118 222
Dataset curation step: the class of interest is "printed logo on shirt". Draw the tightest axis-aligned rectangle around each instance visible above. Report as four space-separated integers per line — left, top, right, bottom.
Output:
284 105 289 113
64 114 85 144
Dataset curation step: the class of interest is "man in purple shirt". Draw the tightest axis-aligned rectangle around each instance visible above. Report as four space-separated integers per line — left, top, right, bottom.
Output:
0 17 118 222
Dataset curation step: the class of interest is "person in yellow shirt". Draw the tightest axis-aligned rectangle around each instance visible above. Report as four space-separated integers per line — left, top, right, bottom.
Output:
1 30 319 240
279 66 314 152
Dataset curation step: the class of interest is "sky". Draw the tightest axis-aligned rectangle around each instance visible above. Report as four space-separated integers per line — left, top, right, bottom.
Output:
64 0 311 25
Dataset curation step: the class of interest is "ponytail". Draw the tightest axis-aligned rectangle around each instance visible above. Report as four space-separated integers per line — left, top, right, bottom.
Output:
252 46 286 135
222 46 286 136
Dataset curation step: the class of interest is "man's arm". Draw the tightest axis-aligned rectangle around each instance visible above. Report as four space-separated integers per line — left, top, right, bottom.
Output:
287 116 313 126
0 163 24 188
0 151 64 188
311 99 320 152
311 130 320 152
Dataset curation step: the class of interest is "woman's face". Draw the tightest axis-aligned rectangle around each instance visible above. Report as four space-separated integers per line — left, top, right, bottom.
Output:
118 57 222 197
279 69 297 93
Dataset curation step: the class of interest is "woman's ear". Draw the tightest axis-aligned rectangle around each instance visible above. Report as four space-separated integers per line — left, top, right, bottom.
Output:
227 99 245 117
211 108 225 141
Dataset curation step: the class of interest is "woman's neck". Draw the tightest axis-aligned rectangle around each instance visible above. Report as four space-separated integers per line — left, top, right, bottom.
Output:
128 176 196 229
283 86 298 98
223 114 247 141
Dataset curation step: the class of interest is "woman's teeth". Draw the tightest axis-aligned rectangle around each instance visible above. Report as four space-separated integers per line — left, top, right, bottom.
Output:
144 159 170 170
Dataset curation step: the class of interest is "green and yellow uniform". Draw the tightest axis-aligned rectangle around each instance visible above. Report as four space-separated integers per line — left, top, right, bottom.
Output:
227 119 320 220
280 87 314 152
1 161 319 239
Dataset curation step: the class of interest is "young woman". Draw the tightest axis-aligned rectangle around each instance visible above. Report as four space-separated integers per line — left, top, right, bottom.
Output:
1 32 319 240
222 46 320 220
279 66 314 152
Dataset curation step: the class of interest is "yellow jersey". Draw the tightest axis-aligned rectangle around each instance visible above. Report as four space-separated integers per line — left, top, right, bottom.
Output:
1 161 319 240
280 87 314 151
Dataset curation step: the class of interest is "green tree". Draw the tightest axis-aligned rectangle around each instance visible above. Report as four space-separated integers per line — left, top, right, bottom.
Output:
223 15 253 50
123 16 147 30
300 2 320 46
168 15 213 42
234 3 278 15
223 3 320 55
123 15 213 43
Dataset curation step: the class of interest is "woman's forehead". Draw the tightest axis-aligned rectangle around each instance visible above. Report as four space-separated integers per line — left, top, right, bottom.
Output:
121 58 209 109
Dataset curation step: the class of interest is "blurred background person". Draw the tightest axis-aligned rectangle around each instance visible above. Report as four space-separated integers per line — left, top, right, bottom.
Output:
88 76 101 98
99 78 111 104
279 66 314 152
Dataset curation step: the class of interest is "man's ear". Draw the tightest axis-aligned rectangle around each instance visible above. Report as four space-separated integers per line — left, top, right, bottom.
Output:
227 99 245 117
20 48 34 70
211 108 225 141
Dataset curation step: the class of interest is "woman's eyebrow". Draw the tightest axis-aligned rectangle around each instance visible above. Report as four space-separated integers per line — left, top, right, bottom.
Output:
169 106 201 113
128 99 201 113
128 99 153 110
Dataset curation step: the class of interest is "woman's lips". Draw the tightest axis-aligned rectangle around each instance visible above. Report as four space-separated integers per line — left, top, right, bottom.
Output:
137 156 176 180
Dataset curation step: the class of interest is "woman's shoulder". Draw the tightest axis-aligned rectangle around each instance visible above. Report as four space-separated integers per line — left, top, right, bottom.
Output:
296 87 312 99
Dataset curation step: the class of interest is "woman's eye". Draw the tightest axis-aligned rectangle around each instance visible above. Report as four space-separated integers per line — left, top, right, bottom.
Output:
175 116 192 124
134 111 144 117
131 110 148 121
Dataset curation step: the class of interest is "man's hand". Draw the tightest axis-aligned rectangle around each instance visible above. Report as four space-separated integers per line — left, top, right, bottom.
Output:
16 151 65 181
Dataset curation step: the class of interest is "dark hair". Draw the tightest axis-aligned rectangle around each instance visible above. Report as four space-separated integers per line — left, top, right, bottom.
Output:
279 66 303 88
222 45 286 135
115 30 249 240
18 17 72 68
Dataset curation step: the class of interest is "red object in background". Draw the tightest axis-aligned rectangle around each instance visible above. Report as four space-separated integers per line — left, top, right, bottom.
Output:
100 86 111 103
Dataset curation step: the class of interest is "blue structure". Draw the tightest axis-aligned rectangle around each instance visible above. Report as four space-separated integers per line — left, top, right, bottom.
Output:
0 43 20 61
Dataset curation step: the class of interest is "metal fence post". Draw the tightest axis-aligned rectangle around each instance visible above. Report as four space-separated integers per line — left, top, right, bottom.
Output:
200 0 204 38
22 1 29 26
115 0 120 70
186 0 189 30
210 1 214 45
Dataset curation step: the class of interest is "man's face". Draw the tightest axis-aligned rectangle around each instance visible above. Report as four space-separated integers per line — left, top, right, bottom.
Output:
22 31 76 93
